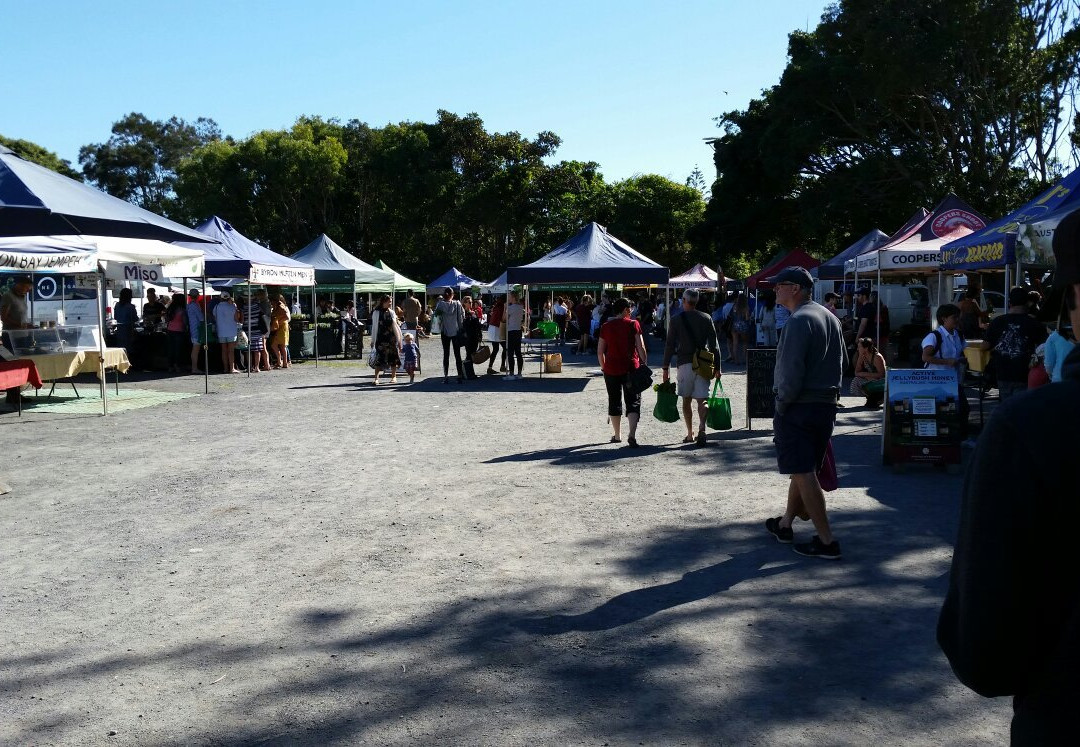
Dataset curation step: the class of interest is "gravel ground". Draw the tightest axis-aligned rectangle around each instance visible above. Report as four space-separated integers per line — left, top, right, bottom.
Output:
1 337 1009 745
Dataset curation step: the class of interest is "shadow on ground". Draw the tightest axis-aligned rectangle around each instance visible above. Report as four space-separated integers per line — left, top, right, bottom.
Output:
5 505 983 744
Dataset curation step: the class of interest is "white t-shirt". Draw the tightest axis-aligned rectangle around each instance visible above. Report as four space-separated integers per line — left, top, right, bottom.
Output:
921 327 964 370
553 302 567 316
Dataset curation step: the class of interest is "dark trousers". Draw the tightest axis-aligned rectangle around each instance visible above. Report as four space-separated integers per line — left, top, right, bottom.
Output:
167 331 188 370
603 373 641 416
441 334 464 379
507 330 524 374
554 314 568 342
488 341 505 369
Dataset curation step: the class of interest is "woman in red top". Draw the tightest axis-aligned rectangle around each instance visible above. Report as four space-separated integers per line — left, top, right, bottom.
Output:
597 297 648 447
485 296 506 374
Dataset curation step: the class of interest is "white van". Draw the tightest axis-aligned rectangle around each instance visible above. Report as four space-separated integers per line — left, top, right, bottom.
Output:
871 283 931 327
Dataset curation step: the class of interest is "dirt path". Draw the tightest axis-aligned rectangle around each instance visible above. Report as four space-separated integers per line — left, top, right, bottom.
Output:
1 340 1008 745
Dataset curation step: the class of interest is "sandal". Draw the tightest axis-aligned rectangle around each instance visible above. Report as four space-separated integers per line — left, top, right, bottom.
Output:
682 435 695 444
696 433 708 446
610 435 622 443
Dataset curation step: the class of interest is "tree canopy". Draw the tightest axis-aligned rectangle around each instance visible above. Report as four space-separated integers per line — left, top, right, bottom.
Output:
0 134 80 179
699 0 1080 273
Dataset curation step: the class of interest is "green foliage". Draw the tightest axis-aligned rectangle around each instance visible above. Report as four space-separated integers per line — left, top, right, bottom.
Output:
698 0 1080 270
79 113 221 218
0 135 80 179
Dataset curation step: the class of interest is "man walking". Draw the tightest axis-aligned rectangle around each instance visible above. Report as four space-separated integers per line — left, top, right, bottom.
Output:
980 285 1048 400
763 267 845 559
402 289 422 333
938 209 1080 742
662 289 721 446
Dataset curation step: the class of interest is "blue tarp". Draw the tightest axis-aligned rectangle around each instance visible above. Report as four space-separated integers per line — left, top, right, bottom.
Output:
0 145 213 243
814 229 889 280
291 234 394 288
506 222 668 285
178 216 314 284
941 169 1080 270
427 267 483 294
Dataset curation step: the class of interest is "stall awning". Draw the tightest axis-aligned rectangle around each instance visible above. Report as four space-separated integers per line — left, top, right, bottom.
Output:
0 235 98 273
942 168 1080 271
506 223 668 285
177 216 315 284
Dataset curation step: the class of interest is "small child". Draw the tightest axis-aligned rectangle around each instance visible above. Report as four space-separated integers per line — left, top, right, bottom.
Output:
401 333 420 383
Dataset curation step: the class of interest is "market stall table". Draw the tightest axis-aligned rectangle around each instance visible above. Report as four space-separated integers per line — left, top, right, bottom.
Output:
0 360 44 416
521 337 553 378
20 348 131 398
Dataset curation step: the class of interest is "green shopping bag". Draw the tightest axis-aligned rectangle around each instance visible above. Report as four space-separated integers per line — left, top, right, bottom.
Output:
652 382 680 423
706 379 732 430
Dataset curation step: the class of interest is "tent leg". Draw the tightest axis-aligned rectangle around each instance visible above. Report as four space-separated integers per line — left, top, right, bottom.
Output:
96 272 108 416
203 274 209 394
246 287 252 377
876 263 882 344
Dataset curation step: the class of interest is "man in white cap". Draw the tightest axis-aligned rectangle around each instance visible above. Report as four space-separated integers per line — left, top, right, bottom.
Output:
661 288 722 445
764 266 845 559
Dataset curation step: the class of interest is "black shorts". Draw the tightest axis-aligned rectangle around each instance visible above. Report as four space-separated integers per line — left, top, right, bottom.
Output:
773 402 836 475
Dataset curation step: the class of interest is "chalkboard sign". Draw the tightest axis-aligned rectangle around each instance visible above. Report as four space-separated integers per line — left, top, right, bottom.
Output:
746 347 777 426
344 329 363 359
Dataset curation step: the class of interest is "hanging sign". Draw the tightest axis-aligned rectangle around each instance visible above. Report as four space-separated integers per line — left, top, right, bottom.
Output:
249 263 315 286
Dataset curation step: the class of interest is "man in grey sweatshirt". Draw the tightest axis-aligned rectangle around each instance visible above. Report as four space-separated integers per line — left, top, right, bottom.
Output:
764 267 845 559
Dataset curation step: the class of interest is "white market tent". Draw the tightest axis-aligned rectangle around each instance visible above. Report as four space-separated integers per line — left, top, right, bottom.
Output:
664 263 718 289
845 195 988 339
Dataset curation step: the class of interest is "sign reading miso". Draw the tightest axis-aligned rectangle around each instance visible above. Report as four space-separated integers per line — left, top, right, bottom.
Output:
746 347 777 427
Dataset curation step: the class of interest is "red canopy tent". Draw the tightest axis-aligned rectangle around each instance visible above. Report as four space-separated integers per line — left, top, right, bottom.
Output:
745 248 821 289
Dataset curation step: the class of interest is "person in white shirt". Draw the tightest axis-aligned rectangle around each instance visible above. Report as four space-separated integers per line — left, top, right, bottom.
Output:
552 297 569 344
503 292 526 379
921 304 965 371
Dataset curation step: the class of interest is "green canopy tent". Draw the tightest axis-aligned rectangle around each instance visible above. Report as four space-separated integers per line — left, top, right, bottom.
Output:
374 261 425 293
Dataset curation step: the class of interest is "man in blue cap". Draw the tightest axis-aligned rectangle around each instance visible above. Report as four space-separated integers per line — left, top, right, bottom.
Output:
938 207 1080 742
764 266 846 559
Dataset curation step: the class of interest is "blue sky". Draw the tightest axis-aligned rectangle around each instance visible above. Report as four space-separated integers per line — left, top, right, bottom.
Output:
2 0 829 184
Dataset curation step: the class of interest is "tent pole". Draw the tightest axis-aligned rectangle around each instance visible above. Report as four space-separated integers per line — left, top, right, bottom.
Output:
876 258 882 344
937 272 943 330
203 274 209 394
246 286 252 377
313 283 318 367
96 271 108 416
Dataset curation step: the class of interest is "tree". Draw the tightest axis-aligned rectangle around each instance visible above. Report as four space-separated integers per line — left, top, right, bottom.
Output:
79 113 221 218
608 175 706 271
176 117 348 252
698 0 1080 272
0 135 80 179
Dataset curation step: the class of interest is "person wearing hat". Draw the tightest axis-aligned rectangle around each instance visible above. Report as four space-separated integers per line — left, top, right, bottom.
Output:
185 289 205 374
1 275 33 406
661 288 722 445
938 208 1080 742
764 266 845 559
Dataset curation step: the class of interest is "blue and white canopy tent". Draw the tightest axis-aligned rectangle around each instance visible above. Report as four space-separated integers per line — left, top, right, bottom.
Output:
176 217 316 379
427 267 483 296
941 168 1080 289
0 145 212 243
845 195 988 337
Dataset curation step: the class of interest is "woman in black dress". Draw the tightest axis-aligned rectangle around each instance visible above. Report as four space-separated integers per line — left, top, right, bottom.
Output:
371 294 402 385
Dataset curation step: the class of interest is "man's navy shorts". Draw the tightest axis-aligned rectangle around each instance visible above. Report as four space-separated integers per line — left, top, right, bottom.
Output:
773 402 836 475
